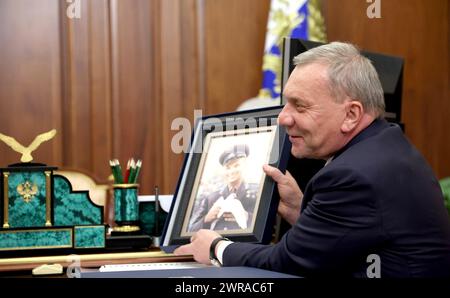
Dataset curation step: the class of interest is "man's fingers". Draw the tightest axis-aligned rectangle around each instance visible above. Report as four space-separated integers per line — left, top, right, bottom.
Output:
285 170 295 181
173 243 194 256
263 164 286 184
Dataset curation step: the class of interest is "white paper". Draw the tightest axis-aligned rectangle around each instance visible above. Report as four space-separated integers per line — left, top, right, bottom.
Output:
99 262 210 272
138 195 173 212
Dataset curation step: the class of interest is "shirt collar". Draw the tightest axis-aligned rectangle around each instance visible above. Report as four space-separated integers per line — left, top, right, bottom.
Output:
324 156 334 167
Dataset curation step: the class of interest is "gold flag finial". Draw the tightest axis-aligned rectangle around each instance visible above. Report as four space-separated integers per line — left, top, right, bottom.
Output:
0 129 57 163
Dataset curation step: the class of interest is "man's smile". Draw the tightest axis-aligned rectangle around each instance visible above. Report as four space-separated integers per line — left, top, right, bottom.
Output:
289 135 303 143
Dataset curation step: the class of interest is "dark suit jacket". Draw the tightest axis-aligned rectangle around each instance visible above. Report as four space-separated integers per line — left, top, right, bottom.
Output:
223 119 450 277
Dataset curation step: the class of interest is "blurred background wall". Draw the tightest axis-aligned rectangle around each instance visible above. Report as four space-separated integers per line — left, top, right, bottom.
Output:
0 0 448 195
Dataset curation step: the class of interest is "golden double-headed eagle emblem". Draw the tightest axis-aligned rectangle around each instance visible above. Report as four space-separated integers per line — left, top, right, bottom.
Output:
17 181 38 203
0 129 57 163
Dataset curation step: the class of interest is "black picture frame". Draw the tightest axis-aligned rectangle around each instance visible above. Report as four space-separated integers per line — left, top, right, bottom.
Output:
161 106 291 251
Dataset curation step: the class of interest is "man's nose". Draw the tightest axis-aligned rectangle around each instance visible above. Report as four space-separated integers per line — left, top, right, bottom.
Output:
278 104 294 127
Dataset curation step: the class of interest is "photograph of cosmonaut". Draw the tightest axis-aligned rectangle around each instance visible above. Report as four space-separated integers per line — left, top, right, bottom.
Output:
181 125 277 236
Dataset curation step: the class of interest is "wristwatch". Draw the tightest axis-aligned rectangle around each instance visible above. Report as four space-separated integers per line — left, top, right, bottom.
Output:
209 236 230 267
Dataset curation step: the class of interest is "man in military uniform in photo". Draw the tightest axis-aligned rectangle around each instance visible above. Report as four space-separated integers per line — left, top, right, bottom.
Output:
188 144 259 232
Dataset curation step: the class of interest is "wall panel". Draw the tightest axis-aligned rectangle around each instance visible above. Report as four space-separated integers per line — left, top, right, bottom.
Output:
204 0 270 114
0 0 63 165
109 0 160 194
88 0 114 179
323 0 450 178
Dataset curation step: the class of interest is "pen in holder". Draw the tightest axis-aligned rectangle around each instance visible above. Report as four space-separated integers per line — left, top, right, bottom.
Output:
113 183 140 233
153 185 160 247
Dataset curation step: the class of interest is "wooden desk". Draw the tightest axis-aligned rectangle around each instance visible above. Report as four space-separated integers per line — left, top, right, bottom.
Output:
0 249 193 276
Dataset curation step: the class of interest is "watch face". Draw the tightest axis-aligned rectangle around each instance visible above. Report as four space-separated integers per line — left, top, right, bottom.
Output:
210 258 222 267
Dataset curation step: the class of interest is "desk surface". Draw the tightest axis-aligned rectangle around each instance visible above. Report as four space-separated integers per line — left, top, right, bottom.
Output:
0 249 193 275
0 250 300 278
81 265 299 278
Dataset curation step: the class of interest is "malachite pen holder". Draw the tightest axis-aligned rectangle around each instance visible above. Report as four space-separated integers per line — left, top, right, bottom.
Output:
113 183 140 232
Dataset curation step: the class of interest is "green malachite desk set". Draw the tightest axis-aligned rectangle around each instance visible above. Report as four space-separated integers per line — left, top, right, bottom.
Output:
0 130 156 256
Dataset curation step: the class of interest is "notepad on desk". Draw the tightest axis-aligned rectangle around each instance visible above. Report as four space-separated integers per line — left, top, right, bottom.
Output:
99 262 210 272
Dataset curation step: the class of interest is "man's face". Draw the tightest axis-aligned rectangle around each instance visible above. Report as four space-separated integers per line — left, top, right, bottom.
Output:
223 157 245 185
279 63 348 159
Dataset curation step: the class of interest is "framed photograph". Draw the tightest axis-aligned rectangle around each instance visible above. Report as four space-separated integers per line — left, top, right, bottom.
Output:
161 106 290 250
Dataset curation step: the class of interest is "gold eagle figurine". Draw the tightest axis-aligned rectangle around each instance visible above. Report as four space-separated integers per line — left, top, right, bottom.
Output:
0 129 57 163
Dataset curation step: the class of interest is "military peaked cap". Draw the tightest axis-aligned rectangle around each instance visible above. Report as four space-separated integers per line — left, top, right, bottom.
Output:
219 144 249 166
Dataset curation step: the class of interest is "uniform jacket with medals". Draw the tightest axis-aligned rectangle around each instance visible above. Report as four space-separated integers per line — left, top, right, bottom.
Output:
188 182 258 232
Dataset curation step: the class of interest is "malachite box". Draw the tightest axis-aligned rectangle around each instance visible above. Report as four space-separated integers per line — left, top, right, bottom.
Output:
0 163 106 254
0 228 73 251
139 201 168 237
0 225 106 251
74 225 106 249
1 163 57 229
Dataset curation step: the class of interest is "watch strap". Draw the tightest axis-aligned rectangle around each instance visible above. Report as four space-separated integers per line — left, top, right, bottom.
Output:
209 236 230 266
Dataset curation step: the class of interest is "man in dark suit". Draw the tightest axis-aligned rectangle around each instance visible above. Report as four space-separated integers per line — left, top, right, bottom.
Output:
175 42 450 277
188 144 258 232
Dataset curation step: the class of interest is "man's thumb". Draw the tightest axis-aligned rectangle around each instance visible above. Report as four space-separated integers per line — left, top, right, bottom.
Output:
173 244 193 256
263 164 285 184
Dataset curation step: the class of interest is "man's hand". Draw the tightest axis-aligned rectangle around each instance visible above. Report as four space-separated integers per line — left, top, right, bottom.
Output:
173 229 221 264
263 164 303 225
204 199 222 223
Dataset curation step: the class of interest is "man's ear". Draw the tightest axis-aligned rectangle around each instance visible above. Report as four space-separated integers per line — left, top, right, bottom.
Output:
341 101 363 133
